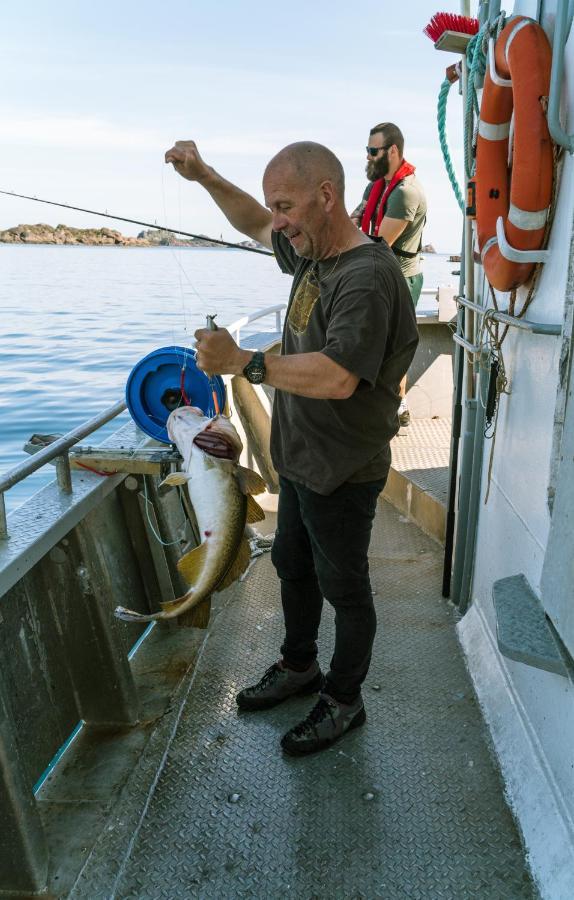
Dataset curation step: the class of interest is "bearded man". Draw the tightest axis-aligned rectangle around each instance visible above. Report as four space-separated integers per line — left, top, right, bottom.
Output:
351 123 427 426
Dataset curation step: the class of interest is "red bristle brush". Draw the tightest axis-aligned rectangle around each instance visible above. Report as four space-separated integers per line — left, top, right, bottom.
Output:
423 11 479 43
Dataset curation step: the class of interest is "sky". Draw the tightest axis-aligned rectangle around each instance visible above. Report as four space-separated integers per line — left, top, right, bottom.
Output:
0 1 468 253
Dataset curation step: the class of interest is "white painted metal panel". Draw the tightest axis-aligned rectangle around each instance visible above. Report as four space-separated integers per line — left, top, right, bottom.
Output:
541 371 574 657
458 4 574 895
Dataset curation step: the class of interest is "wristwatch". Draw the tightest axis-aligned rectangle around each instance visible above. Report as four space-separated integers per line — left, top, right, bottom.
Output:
242 351 266 384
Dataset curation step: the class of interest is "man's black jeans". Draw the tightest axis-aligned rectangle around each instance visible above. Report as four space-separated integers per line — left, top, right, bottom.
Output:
271 474 387 704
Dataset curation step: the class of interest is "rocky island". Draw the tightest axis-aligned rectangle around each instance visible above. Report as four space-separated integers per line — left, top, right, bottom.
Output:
0 223 257 249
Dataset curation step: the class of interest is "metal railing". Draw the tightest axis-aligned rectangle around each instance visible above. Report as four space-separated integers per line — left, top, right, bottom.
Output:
0 400 126 539
453 294 562 353
227 303 285 345
226 290 444 343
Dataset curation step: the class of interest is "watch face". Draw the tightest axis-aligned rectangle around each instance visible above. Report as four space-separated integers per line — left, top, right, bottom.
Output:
244 353 265 384
247 364 265 384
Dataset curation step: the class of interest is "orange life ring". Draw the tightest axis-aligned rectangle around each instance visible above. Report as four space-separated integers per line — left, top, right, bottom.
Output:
475 16 553 292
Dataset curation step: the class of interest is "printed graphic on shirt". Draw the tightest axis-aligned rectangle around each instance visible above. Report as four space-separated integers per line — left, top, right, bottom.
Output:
288 268 320 335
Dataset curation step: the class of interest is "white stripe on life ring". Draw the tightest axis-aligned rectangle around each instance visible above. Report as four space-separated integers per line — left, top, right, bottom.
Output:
481 236 498 262
505 17 533 62
508 203 548 231
478 120 512 141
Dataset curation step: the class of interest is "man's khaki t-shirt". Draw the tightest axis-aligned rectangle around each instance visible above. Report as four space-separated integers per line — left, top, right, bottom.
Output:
270 231 419 495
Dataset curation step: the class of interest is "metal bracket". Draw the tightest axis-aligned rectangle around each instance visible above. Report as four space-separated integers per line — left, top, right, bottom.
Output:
496 216 550 263
434 30 475 54
22 434 180 477
455 295 560 335
456 295 486 315
453 333 482 354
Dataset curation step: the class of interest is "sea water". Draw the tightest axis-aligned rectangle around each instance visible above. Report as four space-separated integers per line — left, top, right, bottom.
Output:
0 245 458 513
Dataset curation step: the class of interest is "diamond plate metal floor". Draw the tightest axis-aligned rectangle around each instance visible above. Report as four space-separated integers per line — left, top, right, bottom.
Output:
392 417 451 506
74 500 536 900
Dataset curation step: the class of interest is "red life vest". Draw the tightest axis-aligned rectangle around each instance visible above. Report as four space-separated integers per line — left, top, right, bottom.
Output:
360 160 416 236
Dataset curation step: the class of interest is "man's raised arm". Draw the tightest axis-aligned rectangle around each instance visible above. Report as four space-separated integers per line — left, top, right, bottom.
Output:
165 140 273 250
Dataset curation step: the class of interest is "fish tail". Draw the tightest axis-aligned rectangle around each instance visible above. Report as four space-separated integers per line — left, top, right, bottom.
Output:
114 606 166 623
114 590 202 624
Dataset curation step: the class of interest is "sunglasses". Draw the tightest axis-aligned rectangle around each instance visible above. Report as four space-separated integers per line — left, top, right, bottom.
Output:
366 144 391 157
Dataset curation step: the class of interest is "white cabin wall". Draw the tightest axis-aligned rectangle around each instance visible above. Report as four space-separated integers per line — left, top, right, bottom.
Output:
468 234 574 816
458 1 574 894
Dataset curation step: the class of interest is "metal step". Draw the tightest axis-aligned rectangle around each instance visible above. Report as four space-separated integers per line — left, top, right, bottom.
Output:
493 574 570 678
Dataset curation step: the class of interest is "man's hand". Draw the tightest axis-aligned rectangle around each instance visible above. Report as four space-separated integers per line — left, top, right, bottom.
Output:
165 140 211 183
164 141 273 250
194 327 249 376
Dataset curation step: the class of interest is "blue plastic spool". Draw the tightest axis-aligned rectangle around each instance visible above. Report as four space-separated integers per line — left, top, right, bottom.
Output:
125 346 226 444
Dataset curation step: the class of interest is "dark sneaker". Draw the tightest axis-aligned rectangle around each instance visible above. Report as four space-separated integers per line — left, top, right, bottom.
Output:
280 692 366 756
398 407 410 427
236 661 324 711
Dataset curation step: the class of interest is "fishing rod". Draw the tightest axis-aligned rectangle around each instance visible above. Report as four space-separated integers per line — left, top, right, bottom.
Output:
0 189 274 257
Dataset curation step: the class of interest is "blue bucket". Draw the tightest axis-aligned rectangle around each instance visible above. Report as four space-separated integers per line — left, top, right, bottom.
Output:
125 346 226 443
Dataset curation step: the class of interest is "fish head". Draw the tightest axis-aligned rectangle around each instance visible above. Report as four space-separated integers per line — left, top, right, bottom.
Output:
167 407 243 462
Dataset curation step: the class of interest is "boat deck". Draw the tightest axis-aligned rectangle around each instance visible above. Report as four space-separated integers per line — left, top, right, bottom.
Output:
392 417 451 507
68 500 536 899
386 417 451 543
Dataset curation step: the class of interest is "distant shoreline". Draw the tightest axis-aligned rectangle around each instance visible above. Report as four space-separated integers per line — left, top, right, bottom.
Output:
0 224 262 250
0 225 445 253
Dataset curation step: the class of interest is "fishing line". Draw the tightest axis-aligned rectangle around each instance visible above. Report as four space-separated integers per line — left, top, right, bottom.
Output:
160 166 206 310
160 163 198 358
142 476 187 546
159 171 223 417
159 167 221 415
0 189 274 255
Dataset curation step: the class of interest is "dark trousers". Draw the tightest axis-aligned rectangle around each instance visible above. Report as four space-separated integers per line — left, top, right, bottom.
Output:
271 475 386 704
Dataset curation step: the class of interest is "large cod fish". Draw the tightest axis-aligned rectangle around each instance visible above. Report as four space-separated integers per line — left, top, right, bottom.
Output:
115 406 266 623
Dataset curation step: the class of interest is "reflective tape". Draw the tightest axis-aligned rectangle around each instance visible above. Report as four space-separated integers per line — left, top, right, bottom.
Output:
481 236 498 262
505 18 532 62
478 120 511 141
508 203 548 230
488 37 512 87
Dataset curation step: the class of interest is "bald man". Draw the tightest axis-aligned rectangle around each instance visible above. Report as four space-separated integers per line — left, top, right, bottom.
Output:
165 140 418 756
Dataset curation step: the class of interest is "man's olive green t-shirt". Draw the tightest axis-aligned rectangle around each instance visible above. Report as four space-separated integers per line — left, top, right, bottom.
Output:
270 231 419 495
386 175 427 276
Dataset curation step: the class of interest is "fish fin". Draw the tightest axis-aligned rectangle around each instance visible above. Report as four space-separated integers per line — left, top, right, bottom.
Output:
236 466 267 496
159 590 210 628
246 494 266 523
160 590 194 614
176 541 208 582
159 472 191 489
216 537 251 591
177 598 211 629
